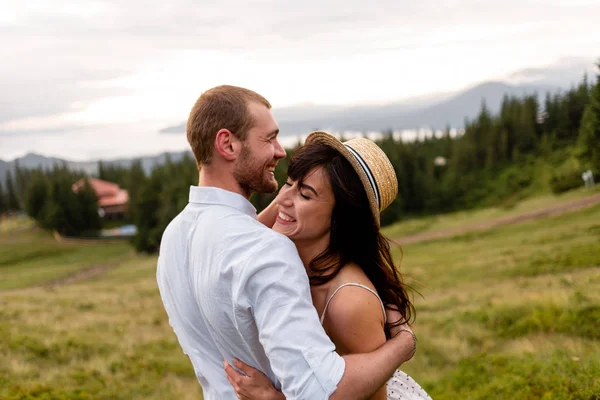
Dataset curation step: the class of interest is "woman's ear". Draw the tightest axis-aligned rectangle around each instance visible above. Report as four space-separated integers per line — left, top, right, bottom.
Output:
215 129 241 161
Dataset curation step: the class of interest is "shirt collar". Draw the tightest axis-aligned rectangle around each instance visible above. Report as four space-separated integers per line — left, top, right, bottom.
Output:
189 186 257 218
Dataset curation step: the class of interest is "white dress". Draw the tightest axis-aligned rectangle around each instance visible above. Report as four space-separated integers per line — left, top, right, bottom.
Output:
320 283 432 400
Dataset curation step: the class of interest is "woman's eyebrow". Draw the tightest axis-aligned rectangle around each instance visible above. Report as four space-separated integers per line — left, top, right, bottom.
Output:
299 183 318 197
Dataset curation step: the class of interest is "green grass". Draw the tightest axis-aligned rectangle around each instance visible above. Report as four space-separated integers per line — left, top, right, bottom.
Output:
436 351 600 400
0 224 132 290
461 291 600 340
2 191 600 399
382 186 600 239
394 203 600 398
0 258 202 399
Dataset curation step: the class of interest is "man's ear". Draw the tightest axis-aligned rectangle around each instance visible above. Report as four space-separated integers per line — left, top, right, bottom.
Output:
215 129 241 161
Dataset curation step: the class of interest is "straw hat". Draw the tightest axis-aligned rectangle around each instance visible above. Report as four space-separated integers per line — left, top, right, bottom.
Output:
304 131 398 227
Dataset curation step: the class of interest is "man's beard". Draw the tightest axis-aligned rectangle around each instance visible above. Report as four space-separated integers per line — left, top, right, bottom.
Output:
233 143 278 197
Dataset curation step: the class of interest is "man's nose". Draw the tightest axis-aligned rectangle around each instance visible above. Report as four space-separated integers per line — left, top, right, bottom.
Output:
274 139 286 159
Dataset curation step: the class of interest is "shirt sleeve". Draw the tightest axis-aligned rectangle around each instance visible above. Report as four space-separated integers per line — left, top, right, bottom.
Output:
235 234 345 400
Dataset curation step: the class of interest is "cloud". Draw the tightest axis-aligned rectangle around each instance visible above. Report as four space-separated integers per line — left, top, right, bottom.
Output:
1 0 598 150
5 1 599 52
0 33 139 125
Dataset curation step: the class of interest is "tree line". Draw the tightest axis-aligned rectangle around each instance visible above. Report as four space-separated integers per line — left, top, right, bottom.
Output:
1 164 100 236
2 60 599 251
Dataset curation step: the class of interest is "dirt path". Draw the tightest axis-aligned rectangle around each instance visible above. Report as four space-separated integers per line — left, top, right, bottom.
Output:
394 192 600 245
45 263 117 288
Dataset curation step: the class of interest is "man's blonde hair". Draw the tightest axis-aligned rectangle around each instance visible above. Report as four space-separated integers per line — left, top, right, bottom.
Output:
186 85 272 165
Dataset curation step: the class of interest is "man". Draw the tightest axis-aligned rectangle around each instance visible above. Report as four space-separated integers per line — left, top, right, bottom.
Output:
157 85 416 399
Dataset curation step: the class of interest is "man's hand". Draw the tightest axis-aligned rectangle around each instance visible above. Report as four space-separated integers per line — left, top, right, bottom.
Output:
386 307 416 362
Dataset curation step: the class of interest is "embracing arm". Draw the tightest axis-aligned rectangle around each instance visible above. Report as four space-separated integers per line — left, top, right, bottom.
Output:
224 326 415 400
333 331 414 399
235 238 415 399
257 198 278 228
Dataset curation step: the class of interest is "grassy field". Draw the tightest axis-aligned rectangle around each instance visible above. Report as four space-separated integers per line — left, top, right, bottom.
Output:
0 215 133 291
395 200 600 399
1 192 600 399
0 220 203 399
382 186 600 239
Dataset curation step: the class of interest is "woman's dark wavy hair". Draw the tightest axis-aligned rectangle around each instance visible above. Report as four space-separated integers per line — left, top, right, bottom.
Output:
287 143 415 336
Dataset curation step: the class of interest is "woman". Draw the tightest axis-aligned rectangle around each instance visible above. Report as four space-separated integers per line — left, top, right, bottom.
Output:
224 132 431 400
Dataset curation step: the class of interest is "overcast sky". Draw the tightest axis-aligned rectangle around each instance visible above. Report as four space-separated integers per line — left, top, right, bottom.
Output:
1 0 599 161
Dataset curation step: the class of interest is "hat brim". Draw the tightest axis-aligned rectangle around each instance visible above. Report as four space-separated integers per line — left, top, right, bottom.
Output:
304 131 381 227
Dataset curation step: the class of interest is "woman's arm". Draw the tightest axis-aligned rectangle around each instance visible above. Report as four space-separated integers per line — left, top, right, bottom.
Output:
323 285 389 400
257 198 278 228
224 359 285 400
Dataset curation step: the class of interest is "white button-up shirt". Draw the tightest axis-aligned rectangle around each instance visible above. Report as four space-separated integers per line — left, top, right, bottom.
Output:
157 186 345 399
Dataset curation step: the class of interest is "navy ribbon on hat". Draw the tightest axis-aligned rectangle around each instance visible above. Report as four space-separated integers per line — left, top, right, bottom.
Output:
344 144 380 209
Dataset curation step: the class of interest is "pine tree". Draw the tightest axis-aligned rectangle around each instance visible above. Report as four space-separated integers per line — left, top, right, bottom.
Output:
578 61 600 170
43 178 67 233
0 181 6 215
5 171 20 211
126 159 147 221
14 160 27 201
98 161 105 180
77 179 101 232
515 95 539 154
24 174 49 221
132 173 163 253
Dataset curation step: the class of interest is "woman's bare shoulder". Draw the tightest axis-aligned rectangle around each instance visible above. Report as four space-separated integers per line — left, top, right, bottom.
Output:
325 263 385 327
323 277 386 353
333 262 378 292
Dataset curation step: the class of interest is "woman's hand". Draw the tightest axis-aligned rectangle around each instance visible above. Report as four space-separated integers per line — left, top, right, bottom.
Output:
223 359 285 400
257 198 279 228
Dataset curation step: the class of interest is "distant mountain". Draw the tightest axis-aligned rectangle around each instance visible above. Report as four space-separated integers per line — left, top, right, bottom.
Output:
17 153 92 171
159 80 558 136
160 58 594 136
385 81 557 130
159 104 350 134
0 73 578 185
159 124 186 134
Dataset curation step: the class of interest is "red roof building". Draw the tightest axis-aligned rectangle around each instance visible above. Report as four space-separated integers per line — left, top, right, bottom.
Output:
72 178 129 219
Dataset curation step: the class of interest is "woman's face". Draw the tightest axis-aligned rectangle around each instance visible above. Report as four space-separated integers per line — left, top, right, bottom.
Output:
272 166 335 243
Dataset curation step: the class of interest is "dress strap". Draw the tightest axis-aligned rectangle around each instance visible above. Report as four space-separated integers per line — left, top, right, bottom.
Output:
320 282 387 325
